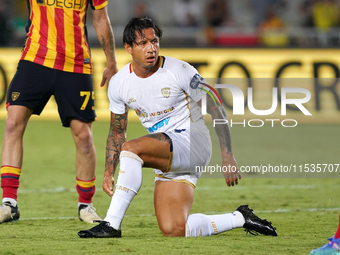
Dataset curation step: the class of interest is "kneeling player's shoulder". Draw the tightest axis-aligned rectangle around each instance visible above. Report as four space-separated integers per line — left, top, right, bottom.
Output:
163 56 197 82
109 63 131 87
163 56 193 72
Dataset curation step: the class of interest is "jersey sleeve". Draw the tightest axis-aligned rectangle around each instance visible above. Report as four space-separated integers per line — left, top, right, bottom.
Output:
90 0 108 10
174 62 207 103
108 80 126 114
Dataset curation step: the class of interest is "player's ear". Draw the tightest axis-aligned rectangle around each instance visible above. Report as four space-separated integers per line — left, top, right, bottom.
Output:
124 43 133 54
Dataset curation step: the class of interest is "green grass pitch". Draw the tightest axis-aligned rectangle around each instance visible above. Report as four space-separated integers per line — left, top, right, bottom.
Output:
0 119 339 255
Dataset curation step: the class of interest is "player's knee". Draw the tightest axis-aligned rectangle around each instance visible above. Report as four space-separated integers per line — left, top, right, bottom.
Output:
78 130 92 143
5 117 25 136
159 220 186 237
74 130 94 154
121 140 141 155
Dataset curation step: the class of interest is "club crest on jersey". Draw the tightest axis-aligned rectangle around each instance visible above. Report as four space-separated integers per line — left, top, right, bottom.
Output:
12 92 20 101
161 88 171 98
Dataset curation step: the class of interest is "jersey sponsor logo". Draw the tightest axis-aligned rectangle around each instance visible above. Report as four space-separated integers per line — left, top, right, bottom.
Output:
149 107 175 117
147 117 170 133
161 87 171 98
36 0 85 10
11 92 20 101
135 107 176 119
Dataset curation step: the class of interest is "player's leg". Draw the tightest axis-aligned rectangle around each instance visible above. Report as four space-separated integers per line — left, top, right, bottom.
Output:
1 106 32 167
154 180 194 236
1 60 52 224
185 205 277 237
69 119 101 223
121 133 172 171
154 179 277 237
54 70 99 223
0 106 32 223
70 119 96 182
102 133 172 224
154 127 277 237
78 133 171 237
154 177 245 237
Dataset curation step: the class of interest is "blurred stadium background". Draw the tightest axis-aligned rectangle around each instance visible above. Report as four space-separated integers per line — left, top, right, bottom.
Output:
1 0 340 48
0 0 340 123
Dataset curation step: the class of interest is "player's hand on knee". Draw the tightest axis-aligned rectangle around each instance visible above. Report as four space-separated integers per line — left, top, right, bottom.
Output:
103 174 115 197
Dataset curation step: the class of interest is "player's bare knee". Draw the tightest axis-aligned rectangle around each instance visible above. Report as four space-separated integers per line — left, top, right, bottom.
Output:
4 117 25 136
121 140 141 155
159 221 186 237
75 131 94 154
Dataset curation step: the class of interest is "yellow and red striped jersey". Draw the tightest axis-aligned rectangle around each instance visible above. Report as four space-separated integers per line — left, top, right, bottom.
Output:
21 0 108 74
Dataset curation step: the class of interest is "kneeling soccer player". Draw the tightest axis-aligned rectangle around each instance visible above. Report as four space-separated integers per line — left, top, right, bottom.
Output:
78 17 277 238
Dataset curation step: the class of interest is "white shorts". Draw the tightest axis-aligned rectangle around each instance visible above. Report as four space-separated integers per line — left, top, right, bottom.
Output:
154 120 212 188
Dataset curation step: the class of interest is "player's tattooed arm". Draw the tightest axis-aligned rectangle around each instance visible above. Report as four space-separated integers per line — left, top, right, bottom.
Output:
105 111 128 177
103 111 128 196
206 95 232 155
205 94 241 186
92 6 118 86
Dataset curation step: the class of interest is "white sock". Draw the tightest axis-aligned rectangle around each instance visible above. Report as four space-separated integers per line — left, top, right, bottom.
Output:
232 210 246 227
104 151 143 230
2 198 17 207
185 211 245 237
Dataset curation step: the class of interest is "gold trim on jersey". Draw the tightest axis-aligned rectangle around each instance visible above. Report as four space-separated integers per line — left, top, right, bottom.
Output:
159 56 165 68
164 151 173 173
155 174 195 188
183 91 193 122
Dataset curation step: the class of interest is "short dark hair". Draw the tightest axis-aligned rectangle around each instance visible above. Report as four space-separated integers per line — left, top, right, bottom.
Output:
123 17 163 46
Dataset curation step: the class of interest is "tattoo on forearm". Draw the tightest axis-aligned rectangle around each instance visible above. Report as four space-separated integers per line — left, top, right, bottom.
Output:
207 96 233 154
106 113 128 175
98 22 116 63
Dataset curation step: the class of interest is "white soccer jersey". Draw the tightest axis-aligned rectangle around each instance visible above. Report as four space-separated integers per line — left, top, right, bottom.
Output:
108 56 207 133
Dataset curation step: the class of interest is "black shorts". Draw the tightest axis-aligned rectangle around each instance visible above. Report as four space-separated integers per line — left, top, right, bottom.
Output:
7 60 96 127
